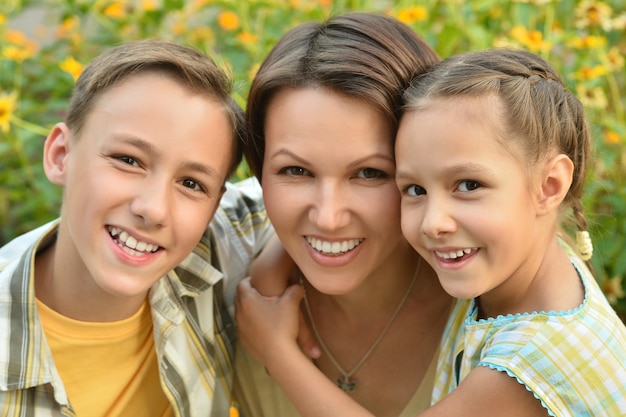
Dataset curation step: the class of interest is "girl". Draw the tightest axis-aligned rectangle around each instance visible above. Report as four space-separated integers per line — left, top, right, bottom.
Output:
236 48 626 416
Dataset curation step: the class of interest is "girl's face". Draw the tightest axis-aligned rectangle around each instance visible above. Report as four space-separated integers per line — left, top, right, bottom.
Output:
395 97 543 304
261 87 406 295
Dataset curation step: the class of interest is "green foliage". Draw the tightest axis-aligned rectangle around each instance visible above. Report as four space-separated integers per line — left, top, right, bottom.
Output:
1 0 625 314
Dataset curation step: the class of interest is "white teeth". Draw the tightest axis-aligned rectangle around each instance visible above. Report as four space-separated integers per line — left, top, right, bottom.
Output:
107 226 159 254
306 237 363 255
435 248 477 260
126 236 138 249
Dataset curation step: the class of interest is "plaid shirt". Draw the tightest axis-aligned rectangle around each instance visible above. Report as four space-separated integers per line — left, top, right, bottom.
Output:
433 244 626 416
0 178 273 417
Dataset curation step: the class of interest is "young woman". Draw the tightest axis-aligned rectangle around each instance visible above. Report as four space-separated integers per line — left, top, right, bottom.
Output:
233 12 453 417
236 48 626 416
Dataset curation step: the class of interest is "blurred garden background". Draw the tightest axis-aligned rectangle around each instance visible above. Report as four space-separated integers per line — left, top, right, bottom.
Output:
1 0 625 316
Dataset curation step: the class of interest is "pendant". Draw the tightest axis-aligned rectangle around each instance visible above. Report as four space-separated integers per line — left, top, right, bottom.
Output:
337 376 356 392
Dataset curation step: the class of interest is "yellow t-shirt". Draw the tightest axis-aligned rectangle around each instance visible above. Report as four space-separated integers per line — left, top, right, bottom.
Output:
37 298 173 417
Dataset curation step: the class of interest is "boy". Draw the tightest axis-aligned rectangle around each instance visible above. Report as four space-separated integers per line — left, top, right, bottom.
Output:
0 39 272 416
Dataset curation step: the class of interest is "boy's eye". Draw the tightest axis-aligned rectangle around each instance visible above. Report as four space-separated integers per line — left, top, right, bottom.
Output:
181 178 205 192
404 184 425 197
117 155 140 167
458 180 481 192
280 166 309 176
357 168 387 180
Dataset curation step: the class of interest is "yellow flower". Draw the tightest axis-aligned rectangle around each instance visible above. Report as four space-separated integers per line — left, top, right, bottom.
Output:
218 11 240 31
396 6 428 24
606 47 625 71
2 45 32 61
575 0 613 30
141 0 158 12
2 30 38 62
492 36 520 49
603 275 625 305
568 34 607 49
575 84 607 109
236 31 258 45
56 16 80 38
0 13 6 25
0 91 17 133
229 406 239 417
103 2 127 19
5 29 28 45
319 0 333 6
573 64 608 81
510 25 551 52
612 13 626 30
60 56 85 82
604 130 620 145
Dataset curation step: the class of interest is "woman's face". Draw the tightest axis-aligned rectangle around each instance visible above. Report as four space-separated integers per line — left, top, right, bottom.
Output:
261 87 405 295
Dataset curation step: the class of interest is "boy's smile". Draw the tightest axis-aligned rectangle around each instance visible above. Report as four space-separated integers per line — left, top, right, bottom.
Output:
108 226 161 257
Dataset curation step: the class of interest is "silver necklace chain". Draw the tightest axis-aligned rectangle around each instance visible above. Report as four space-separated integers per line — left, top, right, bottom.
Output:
302 258 420 392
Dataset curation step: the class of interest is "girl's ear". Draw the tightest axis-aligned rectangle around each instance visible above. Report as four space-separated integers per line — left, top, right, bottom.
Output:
536 153 574 215
43 123 72 186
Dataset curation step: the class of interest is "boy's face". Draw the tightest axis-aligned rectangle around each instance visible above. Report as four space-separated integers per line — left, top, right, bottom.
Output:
44 73 232 305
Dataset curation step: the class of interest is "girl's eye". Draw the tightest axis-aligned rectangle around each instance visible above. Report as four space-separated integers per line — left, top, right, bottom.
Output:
117 155 140 167
404 184 425 197
280 166 310 176
458 180 481 192
357 168 387 180
181 178 205 192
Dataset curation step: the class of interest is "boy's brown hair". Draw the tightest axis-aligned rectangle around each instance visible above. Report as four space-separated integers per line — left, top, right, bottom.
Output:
66 39 244 179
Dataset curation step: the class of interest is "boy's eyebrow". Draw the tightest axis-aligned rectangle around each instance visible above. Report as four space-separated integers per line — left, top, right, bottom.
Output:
123 136 222 178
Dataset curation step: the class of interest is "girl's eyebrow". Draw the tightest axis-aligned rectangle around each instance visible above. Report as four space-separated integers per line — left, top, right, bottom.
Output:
396 162 495 181
445 162 493 175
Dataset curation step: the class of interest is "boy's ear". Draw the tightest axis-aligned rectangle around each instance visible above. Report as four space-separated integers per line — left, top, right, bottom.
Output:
43 123 72 186
536 153 574 215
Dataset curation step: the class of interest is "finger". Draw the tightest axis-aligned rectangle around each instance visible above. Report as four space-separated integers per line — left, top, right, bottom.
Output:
282 282 305 306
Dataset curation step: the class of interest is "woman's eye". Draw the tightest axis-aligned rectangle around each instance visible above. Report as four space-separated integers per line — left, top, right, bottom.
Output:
458 180 481 192
117 155 140 167
280 166 309 176
181 178 205 192
404 184 425 197
357 168 387 180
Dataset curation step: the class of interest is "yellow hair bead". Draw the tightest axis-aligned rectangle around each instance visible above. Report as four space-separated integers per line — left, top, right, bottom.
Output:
576 230 593 261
